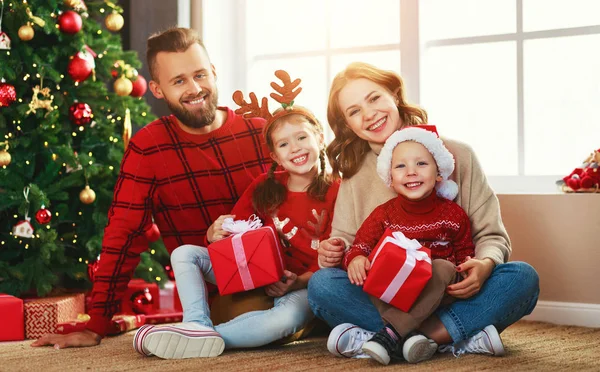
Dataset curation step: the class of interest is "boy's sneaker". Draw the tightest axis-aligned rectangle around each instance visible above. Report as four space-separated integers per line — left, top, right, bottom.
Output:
327 323 375 359
361 327 401 365
134 322 225 359
363 327 438 365
438 325 505 357
402 334 438 364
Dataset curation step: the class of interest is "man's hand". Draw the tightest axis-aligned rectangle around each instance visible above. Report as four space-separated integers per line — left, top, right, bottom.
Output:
446 257 495 299
206 214 235 243
265 270 298 297
30 330 101 349
347 256 370 286
318 237 345 267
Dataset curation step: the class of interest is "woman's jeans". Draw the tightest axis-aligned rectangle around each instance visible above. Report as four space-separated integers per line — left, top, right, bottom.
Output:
170 244 314 349
307 261 539 342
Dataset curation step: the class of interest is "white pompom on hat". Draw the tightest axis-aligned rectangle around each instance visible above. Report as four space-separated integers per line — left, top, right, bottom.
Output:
376 125 458 200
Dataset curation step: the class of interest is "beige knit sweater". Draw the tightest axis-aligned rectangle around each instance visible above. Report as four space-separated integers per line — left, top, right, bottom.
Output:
330 138 510 265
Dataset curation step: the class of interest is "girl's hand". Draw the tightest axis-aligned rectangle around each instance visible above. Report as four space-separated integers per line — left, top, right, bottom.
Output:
206 214 235 243
318 238 345 267
265 270 298 297
446 257 495 299
347 256 370 286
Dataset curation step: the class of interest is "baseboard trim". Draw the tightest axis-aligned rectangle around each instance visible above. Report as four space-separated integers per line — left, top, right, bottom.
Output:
523 300 600 328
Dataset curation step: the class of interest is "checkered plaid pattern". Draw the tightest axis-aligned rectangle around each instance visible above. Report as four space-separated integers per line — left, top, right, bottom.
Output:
86 108 270 337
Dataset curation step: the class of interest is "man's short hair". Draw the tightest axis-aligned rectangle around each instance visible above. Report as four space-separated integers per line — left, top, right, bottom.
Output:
146 27 208 81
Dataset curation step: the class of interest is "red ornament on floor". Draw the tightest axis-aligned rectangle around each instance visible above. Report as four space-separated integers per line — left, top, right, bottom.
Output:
131 288 154 314
69 102 93 125
35 207 52 224
0 81 16 107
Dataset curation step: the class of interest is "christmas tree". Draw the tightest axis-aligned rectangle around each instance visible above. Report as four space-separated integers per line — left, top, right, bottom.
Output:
0 0 169 297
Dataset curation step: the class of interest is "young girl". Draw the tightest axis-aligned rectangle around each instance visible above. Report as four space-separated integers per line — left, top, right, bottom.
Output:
133 70 340 359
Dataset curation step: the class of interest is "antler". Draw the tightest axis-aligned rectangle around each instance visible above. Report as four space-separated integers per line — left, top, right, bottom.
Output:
270 70 302 107
232 90 272 120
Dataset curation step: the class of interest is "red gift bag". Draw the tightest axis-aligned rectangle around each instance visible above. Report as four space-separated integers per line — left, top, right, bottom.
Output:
0 294 25 341
208 219 284 295
363 229 432 312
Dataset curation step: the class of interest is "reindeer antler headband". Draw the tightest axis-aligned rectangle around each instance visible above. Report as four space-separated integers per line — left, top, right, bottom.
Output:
232 70 318 127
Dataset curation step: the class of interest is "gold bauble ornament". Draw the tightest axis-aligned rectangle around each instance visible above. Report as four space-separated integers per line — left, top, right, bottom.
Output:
0 149 11 167
79 185 96 204
18 24 35 41
114 76 133 96
125 67 138 80
63 0 81 7
105 12 124 32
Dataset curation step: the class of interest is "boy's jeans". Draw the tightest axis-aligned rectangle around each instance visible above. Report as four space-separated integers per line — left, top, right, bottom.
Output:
171 244 314 348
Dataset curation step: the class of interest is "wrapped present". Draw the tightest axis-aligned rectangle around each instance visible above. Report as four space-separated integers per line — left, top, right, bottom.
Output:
56 313 145 336
120 278 160 314
145 309 183 325
363 229 432 312
24 293 85 339
208 215 284 295
0 293 25 341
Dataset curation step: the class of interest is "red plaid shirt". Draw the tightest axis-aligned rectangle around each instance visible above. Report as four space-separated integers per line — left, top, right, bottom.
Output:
86 107 270 337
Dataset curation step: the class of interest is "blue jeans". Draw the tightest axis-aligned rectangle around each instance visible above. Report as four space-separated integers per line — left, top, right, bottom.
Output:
170 244 314 349
307 261 539 342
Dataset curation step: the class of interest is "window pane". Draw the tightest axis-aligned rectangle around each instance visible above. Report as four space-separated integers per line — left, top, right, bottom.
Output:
246 57 329 139
420 0 516 41
246 0 327 55
524 34 600 176
523 0 600 32
330 0 400 48
330 50 401 82
421 42 518 176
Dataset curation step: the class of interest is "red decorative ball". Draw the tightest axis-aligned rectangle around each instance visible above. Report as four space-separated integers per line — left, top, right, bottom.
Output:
567 177 581 190
144 223 161 242
58 10 83 34
0 81 17 107
130 288 154 314
35 207 52 224
130 75 147 97
67 51 95 82
164 265 175 281
581 176 595 189
87 260 99 282
69 102 93 125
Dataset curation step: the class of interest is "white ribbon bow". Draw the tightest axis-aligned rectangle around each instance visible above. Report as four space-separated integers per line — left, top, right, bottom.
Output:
222 214 262 235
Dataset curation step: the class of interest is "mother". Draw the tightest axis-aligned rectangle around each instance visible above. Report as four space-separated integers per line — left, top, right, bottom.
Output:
307 62 540 361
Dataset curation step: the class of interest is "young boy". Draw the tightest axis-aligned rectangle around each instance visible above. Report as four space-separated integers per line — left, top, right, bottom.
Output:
337 126 502 365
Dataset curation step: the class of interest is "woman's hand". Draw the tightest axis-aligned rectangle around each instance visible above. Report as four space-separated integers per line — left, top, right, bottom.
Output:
347 256 370 286
446 257 495 299
265 270 298 297
206 214 235 243
318 238 345 267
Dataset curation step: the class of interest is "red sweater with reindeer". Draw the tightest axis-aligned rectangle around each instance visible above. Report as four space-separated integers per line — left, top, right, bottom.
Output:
343 191 475 269
231 171 340 275
86 108 271 337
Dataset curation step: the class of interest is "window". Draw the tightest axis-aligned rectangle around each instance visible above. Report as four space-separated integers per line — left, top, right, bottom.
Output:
203 0 600 193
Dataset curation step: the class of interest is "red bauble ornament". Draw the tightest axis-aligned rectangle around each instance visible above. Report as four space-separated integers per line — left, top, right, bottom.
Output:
144 223 161 242
130 75 147 97
67 51 95 82
35 207 52 224
58 10 82 34
69 102 93 125
567 177 581 190
164 264 175 281
130 288 154 314
0 81 17 107
87 261 99 282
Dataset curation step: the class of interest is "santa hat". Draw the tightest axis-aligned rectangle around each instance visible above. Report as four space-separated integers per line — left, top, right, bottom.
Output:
377 125 458 200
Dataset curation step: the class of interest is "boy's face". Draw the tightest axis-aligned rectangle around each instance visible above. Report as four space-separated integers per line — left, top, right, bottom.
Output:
149 43 219 131
390 141 442 201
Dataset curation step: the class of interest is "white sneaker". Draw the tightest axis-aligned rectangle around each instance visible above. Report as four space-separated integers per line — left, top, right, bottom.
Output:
438 325 505 357
135 322 225 359
402 334 438 364
327 323 375 358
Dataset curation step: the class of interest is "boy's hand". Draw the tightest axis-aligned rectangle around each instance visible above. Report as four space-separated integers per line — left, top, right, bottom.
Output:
207 214 235 243
31 330 101 349
265 270 298 297
347 256 370 286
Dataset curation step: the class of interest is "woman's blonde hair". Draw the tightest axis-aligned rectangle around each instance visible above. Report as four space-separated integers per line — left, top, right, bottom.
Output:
326 62 428 179
252 109 331 215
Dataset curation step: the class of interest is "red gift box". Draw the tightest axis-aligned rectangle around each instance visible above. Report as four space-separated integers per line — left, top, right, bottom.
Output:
120 279 160 314
145 309 183 324
0 294 25 341
56 314 145 336
24 293 85 339
208 226 284 295
363 229 432 312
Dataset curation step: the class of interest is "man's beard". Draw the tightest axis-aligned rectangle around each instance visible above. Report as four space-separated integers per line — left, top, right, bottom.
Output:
167 89 219 129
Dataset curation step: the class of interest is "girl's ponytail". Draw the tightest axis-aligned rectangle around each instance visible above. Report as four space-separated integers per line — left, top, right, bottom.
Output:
252 161 286 215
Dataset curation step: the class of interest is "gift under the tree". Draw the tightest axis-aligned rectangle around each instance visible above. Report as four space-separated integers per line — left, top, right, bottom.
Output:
208 216 284 296
363 229 432 312
56 314 146 336
24 293 85 339
120 279 160 314
145 309 183 324
0 294 25 341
